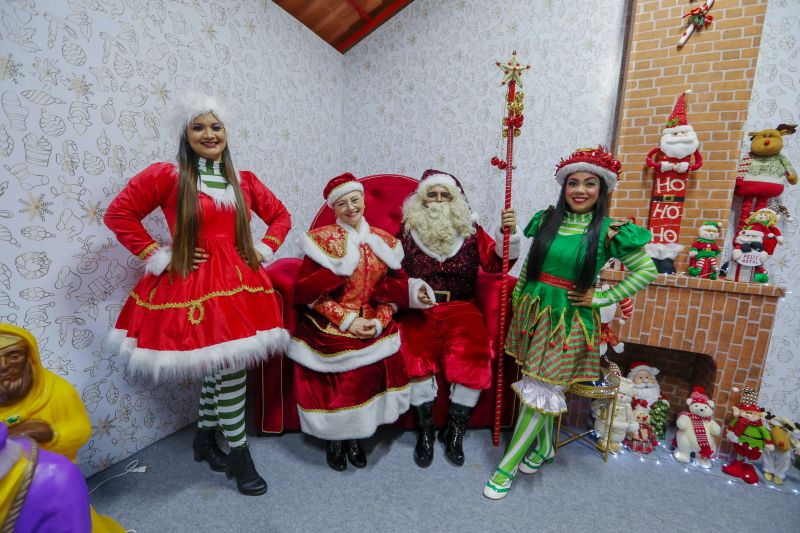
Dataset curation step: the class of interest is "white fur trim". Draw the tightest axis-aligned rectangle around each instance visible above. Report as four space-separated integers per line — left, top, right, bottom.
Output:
450 383 482 408
512 376 567 414
410 377 438 406
339 312 358 332
663 125 695 134
644 242 684 260
144 246 172 276
286 332 401 373
253 240 275 267
555 162 618 190
420 173 457 190
298 219 402 276
198 180 237 210
371 319 382 338
410 229 464 262
326 181 364 207
627 364 660 379
408 277 435 309
495 225 522 260
108 327 289 382
297 384 410 440
0 437 22 480
168 91 232 138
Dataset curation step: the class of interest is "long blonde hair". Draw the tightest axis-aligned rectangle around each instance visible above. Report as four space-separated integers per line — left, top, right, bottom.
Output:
170 131 259 277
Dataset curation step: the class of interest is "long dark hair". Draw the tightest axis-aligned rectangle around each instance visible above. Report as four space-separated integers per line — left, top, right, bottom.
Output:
170 133 259 278
525 178 609 292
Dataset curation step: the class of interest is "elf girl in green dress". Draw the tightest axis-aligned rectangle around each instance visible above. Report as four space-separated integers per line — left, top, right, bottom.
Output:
484 146 659 499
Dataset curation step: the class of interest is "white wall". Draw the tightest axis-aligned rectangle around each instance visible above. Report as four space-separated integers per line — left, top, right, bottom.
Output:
743 0 800 419
341 0 629 253
0 0 343 474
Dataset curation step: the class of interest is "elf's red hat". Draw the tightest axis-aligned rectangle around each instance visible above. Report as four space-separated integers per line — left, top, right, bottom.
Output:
324 172 364 208
554 145 621 191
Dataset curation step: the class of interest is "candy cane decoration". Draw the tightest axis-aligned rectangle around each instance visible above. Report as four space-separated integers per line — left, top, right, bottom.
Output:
678 0 715 47
492 51 530 447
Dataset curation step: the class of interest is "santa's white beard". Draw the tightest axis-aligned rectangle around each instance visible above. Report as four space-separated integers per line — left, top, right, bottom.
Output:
633 382 661 406
660 132 700 159
403 193 475 257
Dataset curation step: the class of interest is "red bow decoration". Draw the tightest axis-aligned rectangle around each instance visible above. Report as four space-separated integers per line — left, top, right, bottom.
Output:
505 115 524 128
683 6 713 29
632 398 649 410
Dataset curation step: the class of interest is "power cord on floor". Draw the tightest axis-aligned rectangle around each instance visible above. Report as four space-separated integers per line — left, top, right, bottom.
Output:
88 459 148 495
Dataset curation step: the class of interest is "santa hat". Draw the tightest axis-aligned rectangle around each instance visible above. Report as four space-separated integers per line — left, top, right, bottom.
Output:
554 145 622 191
734 387 761 411
168 91 232 138
631 398 650 412
324 172 364 208
687 386 711 406
664 90 694 134
627 361 659 380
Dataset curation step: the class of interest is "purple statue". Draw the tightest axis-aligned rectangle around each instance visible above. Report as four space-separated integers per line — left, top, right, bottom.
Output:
0 423 92 532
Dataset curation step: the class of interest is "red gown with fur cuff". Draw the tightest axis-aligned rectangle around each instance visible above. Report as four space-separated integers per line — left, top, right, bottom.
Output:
288 221 412 440
104 162 291 381
397 225 515 390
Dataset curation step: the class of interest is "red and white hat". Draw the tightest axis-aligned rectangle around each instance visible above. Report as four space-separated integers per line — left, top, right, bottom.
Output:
734 387 761 411
324 172 364 208
419 169 459 191
554 145 622 191
688 386 711 406
664 90 694 134
627 361 660 380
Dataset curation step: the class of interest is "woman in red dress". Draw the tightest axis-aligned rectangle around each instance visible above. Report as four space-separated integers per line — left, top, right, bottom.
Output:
104 93 290 495
288 173 434 471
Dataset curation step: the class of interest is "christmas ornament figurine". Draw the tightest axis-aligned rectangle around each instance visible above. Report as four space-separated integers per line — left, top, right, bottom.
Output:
592 376 639 454
627 361 669 440
722 387 774 485
734 124 798 233
644 91 703 273
725 226 769 283
598 284 633 356
744 207 783 256
677 0 715 47
762 414 800 485
673 386 721 468
624 399 659 454
687 220 721 279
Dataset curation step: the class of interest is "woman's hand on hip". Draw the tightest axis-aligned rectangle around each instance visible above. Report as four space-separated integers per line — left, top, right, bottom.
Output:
567 287 595 307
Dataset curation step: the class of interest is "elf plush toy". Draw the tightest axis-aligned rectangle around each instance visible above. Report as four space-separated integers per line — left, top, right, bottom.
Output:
598 284 633 356
734 124 797 233
722 387 774 485
744 207 783 256
687 220 721 279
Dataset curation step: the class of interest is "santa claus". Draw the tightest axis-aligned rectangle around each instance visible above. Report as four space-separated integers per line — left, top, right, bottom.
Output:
644 91 703 273
398 169 519 468
627 361 670 440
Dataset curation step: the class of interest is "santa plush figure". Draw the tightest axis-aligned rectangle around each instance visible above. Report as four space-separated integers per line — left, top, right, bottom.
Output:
627 361 670 440
644 91 703 273
726 225 769 283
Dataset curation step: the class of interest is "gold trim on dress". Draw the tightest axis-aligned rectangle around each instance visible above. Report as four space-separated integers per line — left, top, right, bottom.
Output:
130 284 275 325
138 242 159 260
264 235 282 246
291 332 397 358
305 313 358 338
299 384 410 414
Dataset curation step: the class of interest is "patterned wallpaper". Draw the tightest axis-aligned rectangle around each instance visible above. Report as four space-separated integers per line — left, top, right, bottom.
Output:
0 0 343 474
744 0 800 419
341 0 629 254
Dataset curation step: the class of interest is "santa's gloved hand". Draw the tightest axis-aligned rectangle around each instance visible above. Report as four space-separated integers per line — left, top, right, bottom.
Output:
659 161 674 172
726 430 738 443
675 162 690 173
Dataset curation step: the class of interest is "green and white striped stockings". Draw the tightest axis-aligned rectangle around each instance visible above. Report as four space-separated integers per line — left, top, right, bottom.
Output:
491 406 554 484
197 368 247 448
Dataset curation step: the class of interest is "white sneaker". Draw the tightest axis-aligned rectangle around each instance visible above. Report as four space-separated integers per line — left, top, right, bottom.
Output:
483 471 514 500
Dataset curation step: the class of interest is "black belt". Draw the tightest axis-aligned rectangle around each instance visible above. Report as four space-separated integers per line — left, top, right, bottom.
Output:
433 290 451 303
651 195 685 203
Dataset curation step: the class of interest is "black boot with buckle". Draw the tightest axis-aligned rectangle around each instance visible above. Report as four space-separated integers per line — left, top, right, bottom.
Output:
192 428 227 472
226 444 267 496
345 439 367 468
326 440 347 471
439 403 471 466
413 401 435 467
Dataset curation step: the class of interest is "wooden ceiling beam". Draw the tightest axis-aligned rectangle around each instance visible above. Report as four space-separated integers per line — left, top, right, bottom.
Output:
335 0 414 53
346 0 372 22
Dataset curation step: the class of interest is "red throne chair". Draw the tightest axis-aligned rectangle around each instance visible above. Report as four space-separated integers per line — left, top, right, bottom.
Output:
252 173 520 435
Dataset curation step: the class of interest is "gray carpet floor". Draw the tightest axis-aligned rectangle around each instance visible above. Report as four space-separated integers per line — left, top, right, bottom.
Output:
89 426 800 533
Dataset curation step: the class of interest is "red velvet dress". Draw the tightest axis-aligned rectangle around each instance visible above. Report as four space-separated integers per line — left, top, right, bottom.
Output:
104 162 291 381
288 220 412 440
397 225 514 391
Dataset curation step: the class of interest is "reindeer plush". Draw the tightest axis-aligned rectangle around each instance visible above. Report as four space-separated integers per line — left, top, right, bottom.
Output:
734 124 798 232
763 413 800 485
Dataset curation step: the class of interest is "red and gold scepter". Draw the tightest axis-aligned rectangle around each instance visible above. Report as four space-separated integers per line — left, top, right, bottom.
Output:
491 51 530 446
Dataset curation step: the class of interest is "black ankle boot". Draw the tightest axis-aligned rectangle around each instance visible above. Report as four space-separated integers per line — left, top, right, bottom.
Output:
414 402 435 468
345 439 367 468
192 429 227 472
439 403 471 466
225 445 267 496
326 440 347 471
